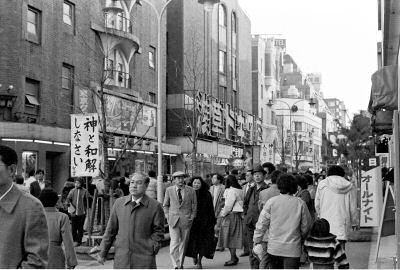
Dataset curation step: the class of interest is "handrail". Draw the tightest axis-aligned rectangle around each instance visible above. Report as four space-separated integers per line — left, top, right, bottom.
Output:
104 12 133 34
104 69 132 89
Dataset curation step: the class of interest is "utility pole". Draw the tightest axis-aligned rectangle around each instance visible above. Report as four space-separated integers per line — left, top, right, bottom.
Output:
395 53 400 268
281 120 285 165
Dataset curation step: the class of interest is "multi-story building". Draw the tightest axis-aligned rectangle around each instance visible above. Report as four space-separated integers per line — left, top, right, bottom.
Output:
251 35 285 164
0 0 180 191
271 53 323 171
324 98 349 129
273 97 322 172
166 0 256 176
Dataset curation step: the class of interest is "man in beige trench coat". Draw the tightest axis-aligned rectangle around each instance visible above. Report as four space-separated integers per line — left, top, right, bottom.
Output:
0 144 49 268
98 173 165 268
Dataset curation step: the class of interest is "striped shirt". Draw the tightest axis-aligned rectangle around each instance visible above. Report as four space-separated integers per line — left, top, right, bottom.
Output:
304 234 349 269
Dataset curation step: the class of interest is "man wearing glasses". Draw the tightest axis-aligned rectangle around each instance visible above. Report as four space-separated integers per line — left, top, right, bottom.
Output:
164 171 197 269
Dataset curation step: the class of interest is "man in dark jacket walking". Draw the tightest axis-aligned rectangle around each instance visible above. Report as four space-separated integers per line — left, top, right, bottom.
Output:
243 165 268 269
67 178 89 246
98 173 165 268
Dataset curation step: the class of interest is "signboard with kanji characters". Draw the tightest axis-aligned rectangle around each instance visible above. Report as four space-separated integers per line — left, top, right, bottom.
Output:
71 113 100 177
360 167 383 227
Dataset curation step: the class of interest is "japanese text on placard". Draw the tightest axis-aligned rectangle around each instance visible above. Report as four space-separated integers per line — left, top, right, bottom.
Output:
71 114 100 177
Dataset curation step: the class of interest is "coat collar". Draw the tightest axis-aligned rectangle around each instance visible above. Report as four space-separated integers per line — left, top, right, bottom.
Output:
124 194 150 207
0 185 22 214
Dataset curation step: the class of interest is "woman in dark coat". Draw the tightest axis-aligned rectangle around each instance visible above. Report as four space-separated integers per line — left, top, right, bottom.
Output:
185 176 216 269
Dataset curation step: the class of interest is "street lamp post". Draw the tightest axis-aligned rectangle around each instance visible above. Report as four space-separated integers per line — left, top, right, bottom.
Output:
267 98 316 172
138 0 218 204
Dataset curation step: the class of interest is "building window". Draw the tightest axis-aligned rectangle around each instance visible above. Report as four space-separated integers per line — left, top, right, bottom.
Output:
232 56 237 90
149 47 155 69
63 1 74 27
219 5 227 26
231 90 238 108
261 108 263 121
22 151 38 179
25 78 40 119
218 86 227 103
265 53 271 76
261 85 263 99
294 121 302 132
148 92 156 104
106 59 114 78
27 6 41 43
62 64 74 90
219 50 226 74
231 12 237 51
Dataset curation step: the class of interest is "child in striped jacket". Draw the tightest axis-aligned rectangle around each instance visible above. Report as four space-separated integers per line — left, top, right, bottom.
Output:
304 218 349 269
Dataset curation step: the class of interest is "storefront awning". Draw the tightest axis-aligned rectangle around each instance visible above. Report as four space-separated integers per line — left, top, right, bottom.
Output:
368 65 398 113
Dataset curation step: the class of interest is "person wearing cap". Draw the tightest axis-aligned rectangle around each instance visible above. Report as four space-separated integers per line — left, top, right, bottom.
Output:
243 164 268 269
164 171 197 269
66 178 89 246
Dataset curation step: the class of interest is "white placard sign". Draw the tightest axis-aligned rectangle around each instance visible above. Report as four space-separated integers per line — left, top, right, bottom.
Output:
369 158 377 167
71 113 100 177
360 167 383 227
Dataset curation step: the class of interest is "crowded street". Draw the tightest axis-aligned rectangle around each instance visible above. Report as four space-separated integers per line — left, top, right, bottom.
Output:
0 0 398 269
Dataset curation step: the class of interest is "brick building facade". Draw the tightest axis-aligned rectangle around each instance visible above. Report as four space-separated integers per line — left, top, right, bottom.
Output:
0 0 179 191
166 0 256 176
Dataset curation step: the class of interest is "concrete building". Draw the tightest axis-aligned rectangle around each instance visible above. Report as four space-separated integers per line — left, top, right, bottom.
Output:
251 35 286 164
166 0 255 176
0 0 180 191
271 53 323 171
324 98 349 128
273 98 322 172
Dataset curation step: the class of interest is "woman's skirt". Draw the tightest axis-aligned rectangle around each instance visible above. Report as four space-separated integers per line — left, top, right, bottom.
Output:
220 212 243 249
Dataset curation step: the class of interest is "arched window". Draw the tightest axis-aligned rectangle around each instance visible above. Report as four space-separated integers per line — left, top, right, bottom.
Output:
231 12 237 34
219 5 227 27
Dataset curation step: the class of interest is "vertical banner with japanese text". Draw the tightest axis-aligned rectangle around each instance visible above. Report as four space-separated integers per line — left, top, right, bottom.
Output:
71 113 100 177
360 167 383 227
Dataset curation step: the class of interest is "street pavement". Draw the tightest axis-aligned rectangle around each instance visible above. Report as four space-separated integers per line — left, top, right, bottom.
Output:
77 246 251 269
77 241 374 269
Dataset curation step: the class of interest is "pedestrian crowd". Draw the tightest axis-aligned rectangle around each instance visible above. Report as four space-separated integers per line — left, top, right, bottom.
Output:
0 143 359 269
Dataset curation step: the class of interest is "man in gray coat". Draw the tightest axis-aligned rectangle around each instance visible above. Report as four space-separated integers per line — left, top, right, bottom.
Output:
98 173 165 268
164 171 197 269
0 144 49 268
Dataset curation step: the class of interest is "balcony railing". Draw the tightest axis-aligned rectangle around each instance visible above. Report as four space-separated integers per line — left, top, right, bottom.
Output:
105 69 132 89
104 12 133 34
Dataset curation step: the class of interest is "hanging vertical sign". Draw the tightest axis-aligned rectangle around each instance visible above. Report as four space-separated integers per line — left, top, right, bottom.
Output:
360 167 383 227
71 113 100 177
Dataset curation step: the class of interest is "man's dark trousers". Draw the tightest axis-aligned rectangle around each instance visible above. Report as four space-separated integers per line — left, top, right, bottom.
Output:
71 215 86 244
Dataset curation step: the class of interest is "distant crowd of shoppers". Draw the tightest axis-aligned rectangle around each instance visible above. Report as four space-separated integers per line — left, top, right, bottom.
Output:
0 142 358 269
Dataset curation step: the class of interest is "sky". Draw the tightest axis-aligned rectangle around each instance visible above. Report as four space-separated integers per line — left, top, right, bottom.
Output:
238 0 378 118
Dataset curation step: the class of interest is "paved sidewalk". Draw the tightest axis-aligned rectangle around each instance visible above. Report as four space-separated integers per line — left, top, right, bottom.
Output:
77 247 251 269
368 233 396 269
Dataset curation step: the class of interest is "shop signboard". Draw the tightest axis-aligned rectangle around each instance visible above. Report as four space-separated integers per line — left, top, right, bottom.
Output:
71 113 100 177
360 167 383 227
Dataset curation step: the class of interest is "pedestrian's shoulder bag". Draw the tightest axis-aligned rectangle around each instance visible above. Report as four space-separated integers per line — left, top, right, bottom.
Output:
68 204 76 214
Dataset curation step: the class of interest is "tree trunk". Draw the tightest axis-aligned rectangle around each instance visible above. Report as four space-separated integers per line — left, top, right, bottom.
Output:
99 83 112 222
192 140 198 177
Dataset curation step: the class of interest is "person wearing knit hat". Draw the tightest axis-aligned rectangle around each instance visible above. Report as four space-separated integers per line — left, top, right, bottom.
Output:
304 218 349 269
